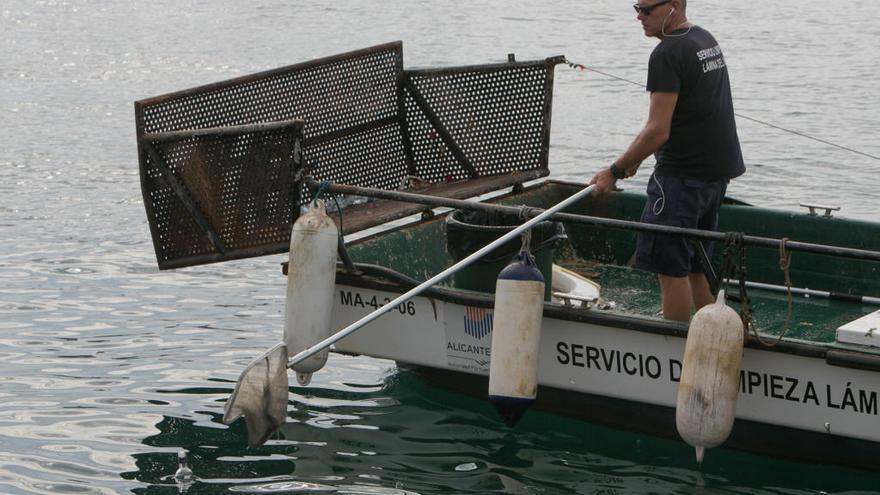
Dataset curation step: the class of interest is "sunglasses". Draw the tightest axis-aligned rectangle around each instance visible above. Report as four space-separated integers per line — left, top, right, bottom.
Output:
633 0 671 15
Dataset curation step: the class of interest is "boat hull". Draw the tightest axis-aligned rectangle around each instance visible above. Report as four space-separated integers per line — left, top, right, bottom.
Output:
332 283 880 468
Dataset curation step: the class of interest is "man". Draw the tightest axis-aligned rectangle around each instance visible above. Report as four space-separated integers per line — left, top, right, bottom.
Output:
590 0 745 321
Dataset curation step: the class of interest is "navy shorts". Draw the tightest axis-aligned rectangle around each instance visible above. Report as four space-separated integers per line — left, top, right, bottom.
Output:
634 173 727 277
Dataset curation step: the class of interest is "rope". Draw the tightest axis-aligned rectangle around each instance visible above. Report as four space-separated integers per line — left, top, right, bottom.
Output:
745 237 796 348
734 114 880 162
309 179 346 246
520 229 533 254
719 233 755 341
778 237 794 340
516 205 535 255
562 58 880 162
735 237 755 341
719 232 741 294
312 180 332 204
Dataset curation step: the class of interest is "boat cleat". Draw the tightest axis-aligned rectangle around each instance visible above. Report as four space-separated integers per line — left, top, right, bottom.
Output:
799 202 841 217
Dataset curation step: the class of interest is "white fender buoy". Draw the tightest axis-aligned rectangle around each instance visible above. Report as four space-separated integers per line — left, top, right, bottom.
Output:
284 200 339 386
675 289 744 463
488 251 545 427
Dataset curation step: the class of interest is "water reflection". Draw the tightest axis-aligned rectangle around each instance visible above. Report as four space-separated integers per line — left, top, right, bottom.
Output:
118 369 880 494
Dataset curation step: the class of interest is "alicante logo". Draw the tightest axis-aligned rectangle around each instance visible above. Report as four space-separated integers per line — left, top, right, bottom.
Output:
463 306 493 340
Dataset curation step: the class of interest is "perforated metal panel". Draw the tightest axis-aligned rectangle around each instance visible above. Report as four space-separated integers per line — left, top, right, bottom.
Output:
404 60 558 183
307 122 410 193
139 122 302 269
138 43 402 140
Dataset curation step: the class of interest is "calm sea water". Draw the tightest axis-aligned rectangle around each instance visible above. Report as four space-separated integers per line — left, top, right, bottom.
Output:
2 0 879 493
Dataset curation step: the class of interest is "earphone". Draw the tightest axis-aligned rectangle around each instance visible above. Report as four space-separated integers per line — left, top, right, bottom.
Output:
661 5 691 37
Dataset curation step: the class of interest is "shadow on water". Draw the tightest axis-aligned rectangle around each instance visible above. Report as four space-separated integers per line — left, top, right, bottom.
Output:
123 371 880 495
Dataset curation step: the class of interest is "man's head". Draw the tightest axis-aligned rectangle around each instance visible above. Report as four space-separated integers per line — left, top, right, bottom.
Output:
634 0 686 38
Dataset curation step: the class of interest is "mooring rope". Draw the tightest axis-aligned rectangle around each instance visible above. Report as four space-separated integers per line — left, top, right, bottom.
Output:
719 232 795 348
720 233 755 342
563 59 880 162
777 237 795 342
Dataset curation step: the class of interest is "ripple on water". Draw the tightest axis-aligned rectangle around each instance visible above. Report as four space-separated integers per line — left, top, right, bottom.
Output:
52 266 97 275
91 296 139 304
109 309 154 317
85 397 165 406
227 481 424 494
48 300 115 312
0 300 55 312
63 322 117 331
0 321 33 330
6 376 125 391
40 444 92 453
8 478 117 495
228 480 339 493
31 483 108 494
0 453 120 494
0 270 33 279
32 316 84 323
0 411 162 447
335 485 421 495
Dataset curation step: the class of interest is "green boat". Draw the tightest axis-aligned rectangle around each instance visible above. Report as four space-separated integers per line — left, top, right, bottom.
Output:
328 179 880 470
134 42 880 469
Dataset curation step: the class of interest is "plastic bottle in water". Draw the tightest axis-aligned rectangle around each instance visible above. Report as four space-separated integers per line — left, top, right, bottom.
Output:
174 450 194 482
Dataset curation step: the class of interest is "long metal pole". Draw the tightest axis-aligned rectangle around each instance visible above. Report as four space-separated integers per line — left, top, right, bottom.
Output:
743 280 880 306
313 180 880 263
286 185 596 368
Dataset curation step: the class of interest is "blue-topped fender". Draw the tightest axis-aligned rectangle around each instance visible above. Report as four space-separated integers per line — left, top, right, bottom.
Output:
488 248 546 427
497 251 545 283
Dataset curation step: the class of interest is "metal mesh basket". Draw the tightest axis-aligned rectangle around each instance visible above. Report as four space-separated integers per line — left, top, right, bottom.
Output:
135 41 563 269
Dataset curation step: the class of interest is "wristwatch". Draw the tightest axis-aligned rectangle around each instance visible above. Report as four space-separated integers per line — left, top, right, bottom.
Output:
609 163 626 180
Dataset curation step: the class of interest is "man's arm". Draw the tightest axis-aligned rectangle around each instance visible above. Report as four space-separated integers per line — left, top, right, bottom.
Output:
590 91 678 193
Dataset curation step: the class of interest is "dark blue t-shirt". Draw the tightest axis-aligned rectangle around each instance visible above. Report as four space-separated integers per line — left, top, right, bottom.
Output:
647 25 745 179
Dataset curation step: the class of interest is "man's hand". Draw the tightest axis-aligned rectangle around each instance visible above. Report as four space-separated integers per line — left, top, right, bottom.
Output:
589 167 620 194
